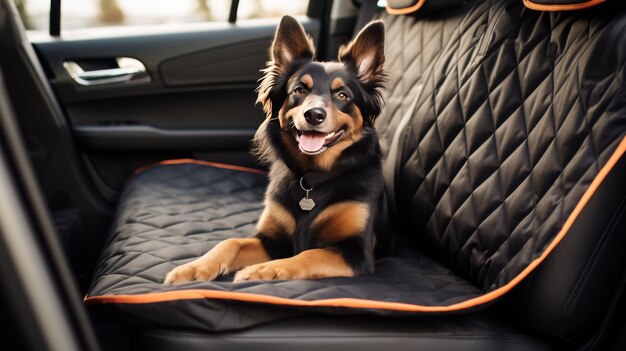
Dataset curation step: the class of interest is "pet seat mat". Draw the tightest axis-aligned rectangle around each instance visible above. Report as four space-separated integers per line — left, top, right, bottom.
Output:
84 143 624 331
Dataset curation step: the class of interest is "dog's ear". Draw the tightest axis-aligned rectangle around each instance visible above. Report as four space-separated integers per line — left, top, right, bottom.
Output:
271 15 315 70
339 21 385 84
257 16 315 119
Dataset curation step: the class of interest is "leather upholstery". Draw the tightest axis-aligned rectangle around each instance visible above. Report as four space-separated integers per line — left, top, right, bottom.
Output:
132 314 551 351
500 153 626 343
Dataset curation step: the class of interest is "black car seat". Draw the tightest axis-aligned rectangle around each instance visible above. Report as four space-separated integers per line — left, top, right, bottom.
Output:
81 1 626 350
2 0 626 350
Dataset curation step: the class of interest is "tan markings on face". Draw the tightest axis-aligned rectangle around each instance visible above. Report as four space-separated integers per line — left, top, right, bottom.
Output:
331 77 345 91
256 199 297 237
312 201 370 243
301 74 314 89
304 95 325 111
233 248 354 281
278 69 365 172
277 99 293 129
352 104 364 134
312 104 364 170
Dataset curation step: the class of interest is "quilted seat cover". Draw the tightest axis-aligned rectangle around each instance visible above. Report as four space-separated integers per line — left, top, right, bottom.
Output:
85 0 626 331
88 163 485 330
394 0 626 291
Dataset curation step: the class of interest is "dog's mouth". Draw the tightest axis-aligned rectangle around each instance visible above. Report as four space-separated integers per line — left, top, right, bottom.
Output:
294 128 346 155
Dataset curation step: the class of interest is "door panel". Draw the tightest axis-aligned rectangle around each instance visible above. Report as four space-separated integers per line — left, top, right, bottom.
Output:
160 38 270 86
31 18 320 192
64 88 261 129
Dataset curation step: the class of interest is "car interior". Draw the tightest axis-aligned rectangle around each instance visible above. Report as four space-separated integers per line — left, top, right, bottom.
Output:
0 0 625 350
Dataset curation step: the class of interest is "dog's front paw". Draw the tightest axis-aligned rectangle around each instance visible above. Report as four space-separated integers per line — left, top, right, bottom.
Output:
164 259 221 284
234 261 299 282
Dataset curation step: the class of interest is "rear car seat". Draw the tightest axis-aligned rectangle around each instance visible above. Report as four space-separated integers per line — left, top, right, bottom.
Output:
84 0 626 349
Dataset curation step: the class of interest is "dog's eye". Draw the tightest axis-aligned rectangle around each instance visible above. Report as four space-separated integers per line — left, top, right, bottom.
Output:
293 86 305 95
336 92 349 100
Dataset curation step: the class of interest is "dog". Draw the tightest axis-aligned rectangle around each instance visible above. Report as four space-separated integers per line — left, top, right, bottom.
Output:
165 15 386 284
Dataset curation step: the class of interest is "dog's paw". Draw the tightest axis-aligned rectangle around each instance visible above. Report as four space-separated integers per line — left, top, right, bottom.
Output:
234 261 299 282
163 259 221 284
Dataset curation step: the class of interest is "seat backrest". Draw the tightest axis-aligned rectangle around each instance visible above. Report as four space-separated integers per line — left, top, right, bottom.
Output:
373 5 468 147
375 0 626 344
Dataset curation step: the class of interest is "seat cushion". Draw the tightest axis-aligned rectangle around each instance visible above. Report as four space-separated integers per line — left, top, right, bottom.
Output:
87 161 489 331
131 314 551 351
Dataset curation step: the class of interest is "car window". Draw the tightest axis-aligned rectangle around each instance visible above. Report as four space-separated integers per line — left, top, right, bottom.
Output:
14 0 309 32
237 0 308 20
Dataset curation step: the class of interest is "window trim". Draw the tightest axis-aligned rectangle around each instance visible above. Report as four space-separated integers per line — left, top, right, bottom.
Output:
50 0 60 36
228 0 240 23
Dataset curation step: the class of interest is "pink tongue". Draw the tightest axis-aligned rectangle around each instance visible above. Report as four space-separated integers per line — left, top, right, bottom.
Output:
299 132 326 153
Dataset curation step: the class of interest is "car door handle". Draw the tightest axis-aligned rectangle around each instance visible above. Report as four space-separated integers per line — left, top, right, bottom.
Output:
63 57 150 86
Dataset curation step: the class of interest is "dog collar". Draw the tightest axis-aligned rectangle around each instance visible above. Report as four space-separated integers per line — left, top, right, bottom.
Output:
302 164 351 189
297 164 352 211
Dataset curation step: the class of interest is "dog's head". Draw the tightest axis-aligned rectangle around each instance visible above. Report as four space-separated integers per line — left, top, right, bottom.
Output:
255 16 385 171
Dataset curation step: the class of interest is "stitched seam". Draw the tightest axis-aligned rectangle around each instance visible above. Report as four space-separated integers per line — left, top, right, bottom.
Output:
449 63 477 273
573 25 602 175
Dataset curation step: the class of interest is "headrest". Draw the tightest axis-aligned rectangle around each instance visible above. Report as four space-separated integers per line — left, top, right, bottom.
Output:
384 0 609 15
523 0 607 11
385 0 466 15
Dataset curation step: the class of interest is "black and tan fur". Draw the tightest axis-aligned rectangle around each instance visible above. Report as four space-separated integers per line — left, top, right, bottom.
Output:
165 16 386 283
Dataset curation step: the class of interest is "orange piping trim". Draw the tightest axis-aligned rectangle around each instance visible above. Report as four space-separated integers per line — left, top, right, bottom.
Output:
523 0 606 11
133 159 267 176
386 0 427 15
85 135 626 313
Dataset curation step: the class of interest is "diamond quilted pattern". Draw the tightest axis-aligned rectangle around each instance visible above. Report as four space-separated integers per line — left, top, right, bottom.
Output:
374 8 469 153
397 0 626 290
88 163 483 330
91 164 267 288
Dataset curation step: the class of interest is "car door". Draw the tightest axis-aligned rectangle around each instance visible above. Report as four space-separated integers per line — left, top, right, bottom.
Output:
24 0 324 196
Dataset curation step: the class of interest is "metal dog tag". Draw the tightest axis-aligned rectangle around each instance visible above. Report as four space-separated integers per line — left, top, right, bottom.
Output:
299 197 316 211
298 177 316 211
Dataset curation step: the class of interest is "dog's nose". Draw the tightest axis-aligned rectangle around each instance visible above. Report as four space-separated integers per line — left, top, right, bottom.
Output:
304 108 326 125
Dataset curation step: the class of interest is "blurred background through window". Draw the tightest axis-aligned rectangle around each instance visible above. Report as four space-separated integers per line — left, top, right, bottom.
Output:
14 0 308 32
